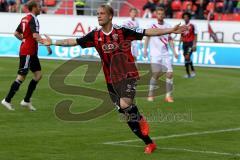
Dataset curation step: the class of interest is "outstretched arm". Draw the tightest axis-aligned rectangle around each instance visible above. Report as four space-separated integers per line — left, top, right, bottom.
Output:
41 35 77 46
42 31 95 49
145 24 187 36
41 35 78 46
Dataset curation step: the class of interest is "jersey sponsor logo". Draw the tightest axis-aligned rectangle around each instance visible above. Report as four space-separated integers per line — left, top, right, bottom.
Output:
101 40 131 53
102 42 118 53
112 34 118 41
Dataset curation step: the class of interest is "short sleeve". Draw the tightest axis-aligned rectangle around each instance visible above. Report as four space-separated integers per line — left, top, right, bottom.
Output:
76 30 95 48
122 26 145 41
29 17 39 33
16 23 22 33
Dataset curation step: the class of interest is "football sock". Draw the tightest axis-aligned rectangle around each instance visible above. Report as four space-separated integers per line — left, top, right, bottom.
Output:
123 104 153 145
5 79 22 103
189 61 195 71
166 78 173 97
149 77 157 97
185 62 190 75
24 79 38 102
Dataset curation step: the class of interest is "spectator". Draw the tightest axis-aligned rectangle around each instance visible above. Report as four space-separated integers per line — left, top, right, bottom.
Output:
0 0 8 12
162 0 172 18
195 0 208 19
184 3 196 19
234 0 240 13
75 0 85 15
143 0 157 18
7 0 16 12
156 0 165 7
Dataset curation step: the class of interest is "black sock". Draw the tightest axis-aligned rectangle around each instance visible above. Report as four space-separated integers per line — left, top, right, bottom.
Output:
24 79 38 102
185 62 190 75
5 80 22 103
189 61 195 71
123 104 153 145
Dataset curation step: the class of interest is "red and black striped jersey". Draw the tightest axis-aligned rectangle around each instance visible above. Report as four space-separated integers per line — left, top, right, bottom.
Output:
76 25 145 84
16 13 39 56
181 23 197 43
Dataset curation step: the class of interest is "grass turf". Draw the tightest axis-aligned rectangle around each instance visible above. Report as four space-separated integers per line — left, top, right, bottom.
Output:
0 57 240 160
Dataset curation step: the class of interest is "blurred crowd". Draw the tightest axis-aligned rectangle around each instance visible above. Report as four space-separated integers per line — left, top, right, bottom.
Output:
0 0 46 13
142 0 240 19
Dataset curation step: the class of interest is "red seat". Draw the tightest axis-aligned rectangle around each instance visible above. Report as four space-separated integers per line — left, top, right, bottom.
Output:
222 14 233 21
195 0 201 4
233 13 240 21
61 1 74 8
192 4 197 12
44 0 56 6
214 13 222 20
171 0 181 11
55 9 73 15
206 2 215 12
174 11 183 19
182 1 192 10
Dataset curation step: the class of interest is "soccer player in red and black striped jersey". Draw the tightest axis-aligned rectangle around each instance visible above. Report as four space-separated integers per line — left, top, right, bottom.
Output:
180 12 198 78
1 1 46 111
42 4 186 154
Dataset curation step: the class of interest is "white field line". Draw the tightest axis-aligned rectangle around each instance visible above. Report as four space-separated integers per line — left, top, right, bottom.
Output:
103 127 240 145
107 143 240 157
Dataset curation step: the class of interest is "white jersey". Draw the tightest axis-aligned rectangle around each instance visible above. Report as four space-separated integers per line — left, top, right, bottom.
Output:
148 21 172 58
122 18 140 28
123 18 140 57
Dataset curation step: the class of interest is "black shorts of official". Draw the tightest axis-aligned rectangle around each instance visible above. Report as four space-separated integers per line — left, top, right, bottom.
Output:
18 55 41 75
107 78 137 106
182 42 193 56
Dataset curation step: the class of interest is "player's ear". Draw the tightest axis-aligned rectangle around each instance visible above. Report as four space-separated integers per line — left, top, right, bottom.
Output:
109 15 113 20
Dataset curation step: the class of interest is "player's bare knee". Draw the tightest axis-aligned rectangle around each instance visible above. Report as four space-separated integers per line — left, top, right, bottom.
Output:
16 75 26 82
120 98 133 109
33 72 42 81
152 72 161 80
166 72 173 79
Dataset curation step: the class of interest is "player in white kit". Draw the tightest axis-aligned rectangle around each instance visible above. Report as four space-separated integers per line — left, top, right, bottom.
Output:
144 7 178 103
123 8 140 60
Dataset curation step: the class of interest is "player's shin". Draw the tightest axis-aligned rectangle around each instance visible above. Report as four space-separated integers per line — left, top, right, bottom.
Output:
122 104 153 145
5 79 22 103
189 61 195 71
24 79 39 102
149 77 157 97
166 78 173 97
185 61 190 76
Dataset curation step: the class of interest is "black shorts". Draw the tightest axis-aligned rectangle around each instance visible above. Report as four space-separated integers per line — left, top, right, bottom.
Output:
107 78 137 106
182 42 193 56
18 55 41 75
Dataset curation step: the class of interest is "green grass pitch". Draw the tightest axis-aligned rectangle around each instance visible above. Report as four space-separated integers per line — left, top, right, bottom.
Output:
0 57 240 160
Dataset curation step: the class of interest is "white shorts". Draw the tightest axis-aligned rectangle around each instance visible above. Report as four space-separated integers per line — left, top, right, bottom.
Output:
131 41 138 57
150 56 173 73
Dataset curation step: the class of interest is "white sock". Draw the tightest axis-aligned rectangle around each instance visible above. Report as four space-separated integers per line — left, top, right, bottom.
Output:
166 78 173 97
149 77 157 97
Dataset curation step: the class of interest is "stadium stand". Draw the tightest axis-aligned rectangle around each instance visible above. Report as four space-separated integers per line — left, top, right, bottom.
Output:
0 0 239 21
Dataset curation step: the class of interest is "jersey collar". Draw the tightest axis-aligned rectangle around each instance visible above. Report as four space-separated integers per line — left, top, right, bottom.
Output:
101 26 113 36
